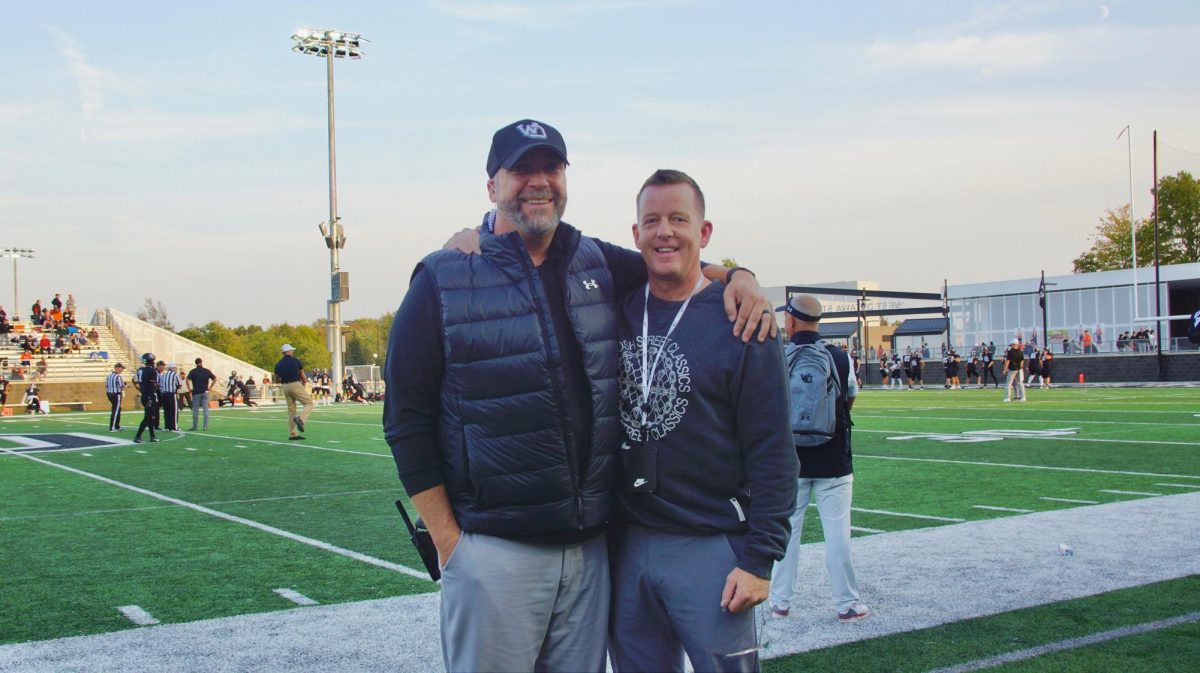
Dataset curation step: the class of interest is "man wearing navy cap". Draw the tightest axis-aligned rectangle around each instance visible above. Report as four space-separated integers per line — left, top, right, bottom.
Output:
384 120 777 672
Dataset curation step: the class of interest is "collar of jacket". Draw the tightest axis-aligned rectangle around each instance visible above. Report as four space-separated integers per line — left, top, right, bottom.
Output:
481 220 581 274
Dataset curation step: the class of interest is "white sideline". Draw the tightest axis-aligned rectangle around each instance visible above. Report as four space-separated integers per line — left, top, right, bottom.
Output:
925 611 1200 673
274 589 320 607
0 447 428 581
2 492 1197 673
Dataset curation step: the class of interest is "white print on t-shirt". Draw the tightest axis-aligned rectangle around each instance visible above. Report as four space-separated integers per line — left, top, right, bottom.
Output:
619 335 690 441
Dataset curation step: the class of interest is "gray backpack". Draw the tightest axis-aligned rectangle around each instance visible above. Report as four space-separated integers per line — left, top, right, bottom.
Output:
785 341 842 447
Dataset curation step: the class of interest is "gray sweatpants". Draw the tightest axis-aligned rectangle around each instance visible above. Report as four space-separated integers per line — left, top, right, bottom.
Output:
609 526 760 673
191 392 210 430
439 531 609 673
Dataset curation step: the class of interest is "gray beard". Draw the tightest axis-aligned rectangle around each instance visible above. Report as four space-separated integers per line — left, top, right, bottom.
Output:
498 194 567 237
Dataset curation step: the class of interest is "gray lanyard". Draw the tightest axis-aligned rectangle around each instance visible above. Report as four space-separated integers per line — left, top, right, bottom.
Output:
639 276 704 426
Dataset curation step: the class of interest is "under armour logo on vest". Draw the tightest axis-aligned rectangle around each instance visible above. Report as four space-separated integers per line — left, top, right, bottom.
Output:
517 123 548 139
583 279 599 290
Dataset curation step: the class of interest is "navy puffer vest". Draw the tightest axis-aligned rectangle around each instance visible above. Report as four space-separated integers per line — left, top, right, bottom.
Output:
419 223 619 537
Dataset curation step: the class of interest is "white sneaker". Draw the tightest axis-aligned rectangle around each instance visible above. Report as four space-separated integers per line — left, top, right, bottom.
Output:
1002 398 1011 402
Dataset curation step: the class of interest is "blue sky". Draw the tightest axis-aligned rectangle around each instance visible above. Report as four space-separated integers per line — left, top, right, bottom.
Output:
4 1 1199 328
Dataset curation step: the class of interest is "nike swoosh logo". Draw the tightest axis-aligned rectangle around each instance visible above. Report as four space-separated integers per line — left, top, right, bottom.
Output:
633 478 647 488
621 442 631 450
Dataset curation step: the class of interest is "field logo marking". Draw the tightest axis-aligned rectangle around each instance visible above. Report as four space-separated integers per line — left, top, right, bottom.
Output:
0 432 130 453
887 428 1078 444
117 605 160 626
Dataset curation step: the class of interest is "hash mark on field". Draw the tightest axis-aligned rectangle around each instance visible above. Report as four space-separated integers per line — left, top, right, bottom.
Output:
328 440 340 443
185 447 197 451
1100 489 1163 497
1040 497 1100 504
851 525 886 534
273 588 319 606
117 605 159 626
972 505 1034 513
135 450 147 454
852 507 965 522
926 611 1200 673
234 445 247 448
1155 483 1200 489
81 453 92 457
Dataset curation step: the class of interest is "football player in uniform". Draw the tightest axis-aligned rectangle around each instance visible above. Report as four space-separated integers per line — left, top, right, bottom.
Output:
134 352 160 443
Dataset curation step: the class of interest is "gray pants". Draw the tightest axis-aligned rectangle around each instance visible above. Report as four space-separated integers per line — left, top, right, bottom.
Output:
191 392 210 430
610 526 760 673
440 531 609 673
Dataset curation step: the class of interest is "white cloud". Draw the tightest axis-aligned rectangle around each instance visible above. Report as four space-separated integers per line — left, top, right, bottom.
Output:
86 108 316 143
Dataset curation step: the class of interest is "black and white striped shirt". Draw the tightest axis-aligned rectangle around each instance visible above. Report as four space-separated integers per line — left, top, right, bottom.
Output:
106 372 126 394
158 370 182 393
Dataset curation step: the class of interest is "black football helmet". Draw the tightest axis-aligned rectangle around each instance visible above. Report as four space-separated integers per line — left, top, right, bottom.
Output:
141 352 156 365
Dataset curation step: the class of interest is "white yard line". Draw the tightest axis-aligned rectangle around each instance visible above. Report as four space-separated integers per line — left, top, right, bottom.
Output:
1155 483 1200 489
855 413 1200 428
925 611 1200 673
857 453 1200 481
972 505 1034 513
851 526 886 534
1099 489 1163 497
116 605 159 626
273 589 320 607
0 447 427 580
856 428 1200 448
852 507 965 523
1040 497 1100 504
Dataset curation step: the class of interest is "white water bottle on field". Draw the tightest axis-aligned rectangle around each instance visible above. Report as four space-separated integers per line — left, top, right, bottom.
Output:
1059 543 1073 557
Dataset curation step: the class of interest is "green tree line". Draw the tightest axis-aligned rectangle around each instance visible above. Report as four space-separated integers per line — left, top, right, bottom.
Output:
1074 170 1200 273
177 313 394 372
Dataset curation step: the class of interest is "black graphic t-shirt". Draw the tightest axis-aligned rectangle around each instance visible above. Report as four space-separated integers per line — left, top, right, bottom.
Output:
615 281 797 578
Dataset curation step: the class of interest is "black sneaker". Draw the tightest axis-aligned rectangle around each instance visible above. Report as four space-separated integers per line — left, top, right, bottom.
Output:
133 437 143 444
294 416 305 433
289 435 305 441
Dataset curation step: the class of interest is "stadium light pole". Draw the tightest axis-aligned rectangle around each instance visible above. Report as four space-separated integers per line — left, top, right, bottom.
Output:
291 27 365 390
1 248 34 321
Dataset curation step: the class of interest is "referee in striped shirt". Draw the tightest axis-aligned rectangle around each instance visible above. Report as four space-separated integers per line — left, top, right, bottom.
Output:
106 363 126 432
158 361 183 432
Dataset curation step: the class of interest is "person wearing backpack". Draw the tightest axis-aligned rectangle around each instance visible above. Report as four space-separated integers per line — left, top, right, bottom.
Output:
769 294 868 623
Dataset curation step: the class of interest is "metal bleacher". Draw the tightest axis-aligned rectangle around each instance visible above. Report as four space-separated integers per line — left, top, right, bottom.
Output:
2 322 135 384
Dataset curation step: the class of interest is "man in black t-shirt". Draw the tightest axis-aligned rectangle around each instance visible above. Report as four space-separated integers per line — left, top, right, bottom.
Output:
1002 340 1025 402
186 358 217 431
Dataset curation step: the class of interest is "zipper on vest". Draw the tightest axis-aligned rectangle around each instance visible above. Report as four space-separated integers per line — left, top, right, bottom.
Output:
521 247 585 530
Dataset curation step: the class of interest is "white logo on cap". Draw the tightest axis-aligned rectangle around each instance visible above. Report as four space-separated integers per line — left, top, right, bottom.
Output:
517 122 548 140
583 279 598 290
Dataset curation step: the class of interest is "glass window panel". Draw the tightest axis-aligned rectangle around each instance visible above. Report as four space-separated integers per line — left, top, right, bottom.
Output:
1064 290 1081 329
1081 288 1098 326
1113 286 1132 331
1004 295 1019 338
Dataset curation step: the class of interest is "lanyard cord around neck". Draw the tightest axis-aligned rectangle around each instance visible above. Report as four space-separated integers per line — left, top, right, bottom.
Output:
639 275 704 426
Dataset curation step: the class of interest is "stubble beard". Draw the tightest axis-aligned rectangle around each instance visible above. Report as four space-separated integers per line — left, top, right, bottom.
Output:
499 191 567 237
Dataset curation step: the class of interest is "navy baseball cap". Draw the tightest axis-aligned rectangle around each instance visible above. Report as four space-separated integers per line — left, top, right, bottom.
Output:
486 119 568 177
775 296 822 322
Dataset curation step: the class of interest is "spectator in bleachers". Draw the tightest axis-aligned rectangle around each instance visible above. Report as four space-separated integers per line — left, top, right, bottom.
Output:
20 348 33 367
66 294 77 314
51 294 62 311
36 357 48 380
30 300 42 326
87 327 99 346
38 334 52 355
